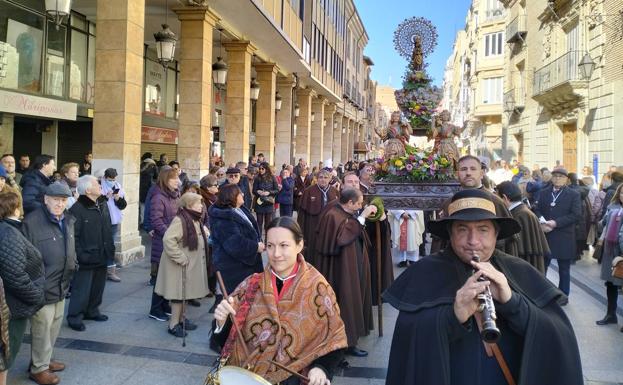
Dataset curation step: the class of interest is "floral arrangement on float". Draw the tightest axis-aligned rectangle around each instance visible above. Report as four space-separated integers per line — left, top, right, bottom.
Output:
374 143 454 183
394 67 443 134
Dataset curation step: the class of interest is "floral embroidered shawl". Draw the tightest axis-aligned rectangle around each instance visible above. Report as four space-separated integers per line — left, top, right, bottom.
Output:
223 255 347 383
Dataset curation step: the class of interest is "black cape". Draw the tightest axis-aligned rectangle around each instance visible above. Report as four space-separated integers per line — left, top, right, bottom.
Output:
510 203 550 273
383 249 583 385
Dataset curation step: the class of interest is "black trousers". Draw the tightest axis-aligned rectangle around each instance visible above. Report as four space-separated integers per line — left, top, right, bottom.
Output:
67 267 107 325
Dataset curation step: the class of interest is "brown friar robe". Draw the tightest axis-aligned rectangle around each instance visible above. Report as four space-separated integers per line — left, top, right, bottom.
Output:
510 203 550 274
360 184 394 306
314 203 374 347
434 187 520 256
297 184 339 267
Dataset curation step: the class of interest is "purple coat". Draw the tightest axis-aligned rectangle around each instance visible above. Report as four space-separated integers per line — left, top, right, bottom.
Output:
150 186 179 264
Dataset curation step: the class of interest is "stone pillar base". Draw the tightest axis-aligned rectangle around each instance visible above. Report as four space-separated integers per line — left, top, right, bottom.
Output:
114 232 145 266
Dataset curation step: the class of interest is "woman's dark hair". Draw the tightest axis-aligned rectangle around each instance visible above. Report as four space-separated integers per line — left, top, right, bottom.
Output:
496 181 522 202
157 168 178 191
216 184 241 208
266 216 304 244
568 172 579 185
0 191 21 219
257 161 273 181
182 180 200 195
33 154 54 170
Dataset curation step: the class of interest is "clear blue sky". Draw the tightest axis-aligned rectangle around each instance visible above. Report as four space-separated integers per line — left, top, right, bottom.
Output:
355 0 472 88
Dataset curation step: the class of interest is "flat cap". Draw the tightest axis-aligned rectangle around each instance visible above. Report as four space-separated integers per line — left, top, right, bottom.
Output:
45 182 72 197
225 167 241 174
551 167 568 177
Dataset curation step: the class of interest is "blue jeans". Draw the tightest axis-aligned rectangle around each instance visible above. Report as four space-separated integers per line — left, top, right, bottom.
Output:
544 257 571 296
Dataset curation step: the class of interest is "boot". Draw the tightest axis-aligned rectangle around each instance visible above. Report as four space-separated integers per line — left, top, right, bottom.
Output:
107 266 121 282
596 283 618 325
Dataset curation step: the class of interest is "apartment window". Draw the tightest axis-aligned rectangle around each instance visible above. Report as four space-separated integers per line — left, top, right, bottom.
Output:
482 77 503 104
484 32 503 57
485 0 504 20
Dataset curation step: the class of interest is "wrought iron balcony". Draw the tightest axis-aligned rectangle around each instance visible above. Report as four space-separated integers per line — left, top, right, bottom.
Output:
506 15 527 43
532 50 588 112
344 80 351 99
503 87 525 114
485 8 506 22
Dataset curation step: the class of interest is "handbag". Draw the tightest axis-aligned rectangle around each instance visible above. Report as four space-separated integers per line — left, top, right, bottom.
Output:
592 241 604 263
257 195 275 206
612 257 623 279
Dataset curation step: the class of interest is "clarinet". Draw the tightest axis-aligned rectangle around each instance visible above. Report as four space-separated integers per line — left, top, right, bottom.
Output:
472 255 501 343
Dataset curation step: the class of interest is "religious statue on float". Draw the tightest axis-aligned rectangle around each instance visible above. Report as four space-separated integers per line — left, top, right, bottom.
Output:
431 110 464 169
374 111 412 158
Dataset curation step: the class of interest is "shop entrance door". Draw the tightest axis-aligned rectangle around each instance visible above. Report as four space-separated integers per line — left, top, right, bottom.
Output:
13 117 43 160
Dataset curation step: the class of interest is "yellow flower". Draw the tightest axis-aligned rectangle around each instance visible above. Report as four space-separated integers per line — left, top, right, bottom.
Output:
395 159 404 167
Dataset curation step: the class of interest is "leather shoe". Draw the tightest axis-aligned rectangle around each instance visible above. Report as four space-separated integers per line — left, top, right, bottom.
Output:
67 322 85 331
29 369 60 385
346 347 368 357
596 314 618 325
48 361 65 372
188 299 201 307
84 314 108 322
397 261 407 268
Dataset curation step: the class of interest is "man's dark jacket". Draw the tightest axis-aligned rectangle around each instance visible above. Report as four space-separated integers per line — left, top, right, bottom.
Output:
20 170 52 214
22 206 77 304
383 249 583 385
69 195 115 269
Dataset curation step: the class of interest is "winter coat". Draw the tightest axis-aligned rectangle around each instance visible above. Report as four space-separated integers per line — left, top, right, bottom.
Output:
155 216 209 300
150 186 180 264
293 175 311 211
534 186 582 260
139 159 158 203
0 219 44 319
602 182 622 218
208 205 263 294
276 177 295 205
22 207 77 305
69 195 115 269
219 178 253 210
142 185 157 232
20 170 52 214
252 176 279 214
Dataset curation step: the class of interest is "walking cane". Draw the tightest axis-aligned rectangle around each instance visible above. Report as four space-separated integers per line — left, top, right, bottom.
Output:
375 221 383 337
182 265 187 347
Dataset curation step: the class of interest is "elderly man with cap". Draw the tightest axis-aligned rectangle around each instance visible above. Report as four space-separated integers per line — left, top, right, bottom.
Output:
220 167 252 209
22 182 77 385
383 189 583 385
533 167 582 302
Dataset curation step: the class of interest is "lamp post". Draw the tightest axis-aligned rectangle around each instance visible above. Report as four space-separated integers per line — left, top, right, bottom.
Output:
45 0 72 29
275 92 283 111
294 103 300 117
154 24 177 68
212 57 228 89
311 112 316 122
579 52 596 80
250 78 260 101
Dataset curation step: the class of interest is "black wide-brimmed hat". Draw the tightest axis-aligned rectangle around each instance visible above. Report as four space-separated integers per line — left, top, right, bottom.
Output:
429 189 521 240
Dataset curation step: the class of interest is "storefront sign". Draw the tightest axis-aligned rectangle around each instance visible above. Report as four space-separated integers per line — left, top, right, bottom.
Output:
141 126 178 144
0 89 77 120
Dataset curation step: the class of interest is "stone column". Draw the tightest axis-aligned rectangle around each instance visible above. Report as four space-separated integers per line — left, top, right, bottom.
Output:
174 6 219 179
91 0 145 265
323 104 336 165
341 117 350 164
224 41 255 164
254 63 278 165
275 75 295 167
310 96 326 166
295 88 315 163
332 112 342 165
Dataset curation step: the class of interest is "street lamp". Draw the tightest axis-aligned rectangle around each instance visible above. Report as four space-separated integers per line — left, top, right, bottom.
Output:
45 0 72 29
154 24 177 68
275 92 283 111
579 52 596 80
333 121 338 129
212 57 228 89
311 112 316 122
294 103 300 117
504 92 516 114
250 78 260 101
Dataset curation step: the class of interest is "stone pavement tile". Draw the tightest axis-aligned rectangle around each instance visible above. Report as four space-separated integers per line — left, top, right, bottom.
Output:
124 346 191 363
66 339 130 355
333 377 385 385
583 371 623 385
8 347 149 385
121 359 209 385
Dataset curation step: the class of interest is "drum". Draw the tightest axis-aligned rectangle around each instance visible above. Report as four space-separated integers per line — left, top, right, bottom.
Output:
218 366 271 385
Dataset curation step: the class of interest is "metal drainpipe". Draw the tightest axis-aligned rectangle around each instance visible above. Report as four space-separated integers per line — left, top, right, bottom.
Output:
291 73 299 165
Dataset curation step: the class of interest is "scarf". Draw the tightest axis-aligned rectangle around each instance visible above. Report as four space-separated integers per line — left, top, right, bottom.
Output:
177 207 205 251
223 255 347 383
317 185 330 207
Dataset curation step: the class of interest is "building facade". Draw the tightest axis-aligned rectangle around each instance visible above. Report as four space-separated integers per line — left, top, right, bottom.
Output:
0 0 376 265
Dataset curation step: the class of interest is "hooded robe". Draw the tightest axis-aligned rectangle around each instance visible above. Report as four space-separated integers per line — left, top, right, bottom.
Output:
297 184 338 267
510 203 550 273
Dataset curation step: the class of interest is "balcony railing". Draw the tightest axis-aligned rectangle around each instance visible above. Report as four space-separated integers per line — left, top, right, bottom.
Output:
504 87 525 113
485 8 506 21
506 15 527 43
533 50 584 96
344 80 351 99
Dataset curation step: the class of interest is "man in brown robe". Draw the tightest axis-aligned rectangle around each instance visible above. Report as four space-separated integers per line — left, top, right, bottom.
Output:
314 188 376 357
434 155 519 256
496 181 550 273
297 169 338 267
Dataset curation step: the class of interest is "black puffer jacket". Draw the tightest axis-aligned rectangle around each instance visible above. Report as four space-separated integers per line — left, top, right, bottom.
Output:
20 170 52 214
69 195 115 269
0 219 45 319
22 207 77 304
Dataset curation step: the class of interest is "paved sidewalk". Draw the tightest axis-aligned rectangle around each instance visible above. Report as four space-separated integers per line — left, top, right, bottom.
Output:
6 245 623 385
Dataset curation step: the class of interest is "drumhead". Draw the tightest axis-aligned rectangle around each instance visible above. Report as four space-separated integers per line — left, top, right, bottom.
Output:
218 366 272 385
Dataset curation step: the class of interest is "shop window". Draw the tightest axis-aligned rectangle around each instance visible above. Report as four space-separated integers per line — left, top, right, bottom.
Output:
0 0 45 93
144 49 178 119
69 13 95 104
45 20 66 97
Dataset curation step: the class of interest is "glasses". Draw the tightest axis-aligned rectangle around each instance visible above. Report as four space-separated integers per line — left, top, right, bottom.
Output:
216 173 225 177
